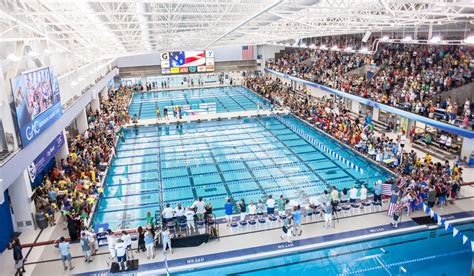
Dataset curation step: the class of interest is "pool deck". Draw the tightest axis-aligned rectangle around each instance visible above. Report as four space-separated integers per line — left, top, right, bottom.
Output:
125 109 289 128
1 186 472 276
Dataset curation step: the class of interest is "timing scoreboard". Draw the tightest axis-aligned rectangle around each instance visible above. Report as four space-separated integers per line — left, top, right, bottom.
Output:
160 50 215 74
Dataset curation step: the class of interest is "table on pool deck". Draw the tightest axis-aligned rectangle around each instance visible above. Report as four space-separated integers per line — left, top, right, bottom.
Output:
125 109 289 127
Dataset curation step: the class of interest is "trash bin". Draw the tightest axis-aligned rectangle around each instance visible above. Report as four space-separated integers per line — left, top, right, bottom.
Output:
35 212 48 230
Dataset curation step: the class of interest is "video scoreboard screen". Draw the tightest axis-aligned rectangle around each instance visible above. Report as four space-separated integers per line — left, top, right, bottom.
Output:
160 50 215 74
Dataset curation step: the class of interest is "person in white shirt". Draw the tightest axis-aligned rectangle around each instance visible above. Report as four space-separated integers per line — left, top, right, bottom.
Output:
439 134 447 147
162 203 175 224
248 200 257 219
115 238 128 271
106 229 116 266
445 136 452 150
184 207 195 232
349 186 358 203
266 195 276 216
175 203 185 223
121 231 133 260
360 185 368 203
191 197 206 221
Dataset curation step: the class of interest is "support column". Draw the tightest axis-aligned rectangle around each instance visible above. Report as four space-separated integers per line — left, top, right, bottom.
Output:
55 130 69 162
460 138 474 162
76 108 89 134
351 100 360 114
100 86 109 101
372 107 380 121
9 171 36 231
90 89 101 112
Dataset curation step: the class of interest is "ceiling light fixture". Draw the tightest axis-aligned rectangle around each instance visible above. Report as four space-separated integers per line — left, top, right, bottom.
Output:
7 54 20 62
463 36 474 44
429 36 442 44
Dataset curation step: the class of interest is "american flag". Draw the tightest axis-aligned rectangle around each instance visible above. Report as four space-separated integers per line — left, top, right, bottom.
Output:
242 45 254 60
170 51 205 67
381 183 392 196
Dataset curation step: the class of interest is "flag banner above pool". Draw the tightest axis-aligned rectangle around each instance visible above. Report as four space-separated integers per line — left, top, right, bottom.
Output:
272 114 364 174
419 202 473 252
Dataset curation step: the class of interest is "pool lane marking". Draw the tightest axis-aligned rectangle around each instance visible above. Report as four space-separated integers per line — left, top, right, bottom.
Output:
254 117 335 189
273 115 364 176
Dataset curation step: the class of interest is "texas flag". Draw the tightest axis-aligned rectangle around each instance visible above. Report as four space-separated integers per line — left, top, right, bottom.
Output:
170 51 205 67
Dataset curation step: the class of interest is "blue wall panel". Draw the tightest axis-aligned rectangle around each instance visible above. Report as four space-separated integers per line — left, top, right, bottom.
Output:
0 190 14 252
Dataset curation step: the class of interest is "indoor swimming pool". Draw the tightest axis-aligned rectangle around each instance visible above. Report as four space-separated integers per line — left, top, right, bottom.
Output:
176 223 474 275
128 86 267 119
93 115 392 229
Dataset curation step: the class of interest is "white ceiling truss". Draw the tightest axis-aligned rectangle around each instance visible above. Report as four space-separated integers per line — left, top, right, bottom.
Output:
0 0 473 62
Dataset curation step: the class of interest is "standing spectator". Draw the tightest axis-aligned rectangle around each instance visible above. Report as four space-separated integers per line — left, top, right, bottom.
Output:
331 186 339 203
184 207 195 232
450 180 460 204
192 197 206 221
145 211 154 227
280 216 294 243
248 200 257 220
238 199 247 222
58 237 74 271
292 205 302 236
349 185 358 203
256 199 265 219
323 202 333 229
175 203 185 223
12 238 25 276
360 185 368 203
162 203 175 224
80 232 93 263
224 198 233 226
162 227 173 254
136 226 145 253
374 180 383 205
144 230 154 259
277 195 287 215
427 186 437 208
115 238 128 271
106 229 116 266
121 231 133 260
266 195 276 216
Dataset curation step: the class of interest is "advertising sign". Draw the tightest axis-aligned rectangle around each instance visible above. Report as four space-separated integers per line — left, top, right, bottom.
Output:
10 67 62 146
27 132 64 183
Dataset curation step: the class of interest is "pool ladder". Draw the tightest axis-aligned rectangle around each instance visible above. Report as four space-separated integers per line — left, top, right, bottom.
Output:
428 229 437 238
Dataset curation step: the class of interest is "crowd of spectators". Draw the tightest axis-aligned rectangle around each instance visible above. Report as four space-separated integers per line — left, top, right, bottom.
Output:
267 41 473 128
33 86 133 240
245 76 463 223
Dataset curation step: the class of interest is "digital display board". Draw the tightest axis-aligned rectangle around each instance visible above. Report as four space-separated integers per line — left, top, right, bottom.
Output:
10 67 62 146
161 50 215 74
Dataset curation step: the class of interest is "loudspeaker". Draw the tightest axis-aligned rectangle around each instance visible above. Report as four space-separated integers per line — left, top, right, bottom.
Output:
110 259 139 273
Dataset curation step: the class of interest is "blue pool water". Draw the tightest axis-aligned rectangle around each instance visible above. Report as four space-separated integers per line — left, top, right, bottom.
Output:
93 115 392 229
128 86 266 119
176 223 473 275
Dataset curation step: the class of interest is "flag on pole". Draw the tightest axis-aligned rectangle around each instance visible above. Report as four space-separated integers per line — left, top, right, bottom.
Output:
462 235 468 245
445 221 450 230
429 209 434 218
242 45 254 60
